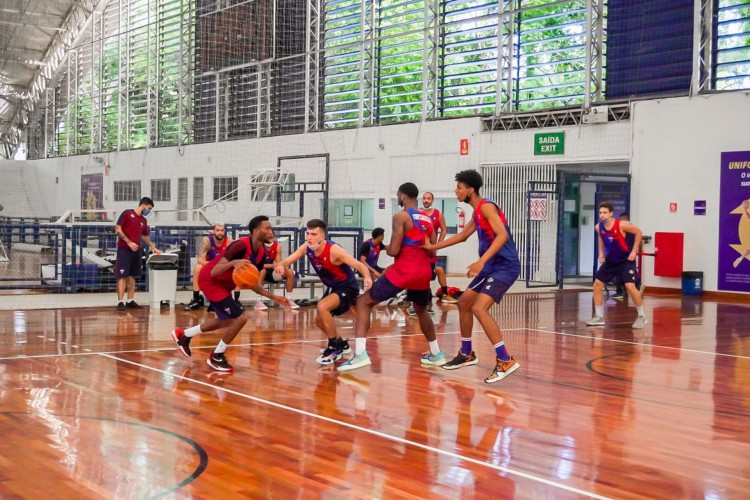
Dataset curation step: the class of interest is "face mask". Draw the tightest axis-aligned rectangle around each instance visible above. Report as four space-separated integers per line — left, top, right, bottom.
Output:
142 209 152 216
264 242 274 248
463 191 472 204
398 195 404 208
601 216 612 224
308 240 322 250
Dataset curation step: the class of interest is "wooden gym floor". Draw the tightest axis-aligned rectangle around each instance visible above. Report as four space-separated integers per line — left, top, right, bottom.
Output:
0 290 748 498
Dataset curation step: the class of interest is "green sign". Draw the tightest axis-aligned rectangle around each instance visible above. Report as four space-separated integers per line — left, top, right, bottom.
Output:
534 132 565 155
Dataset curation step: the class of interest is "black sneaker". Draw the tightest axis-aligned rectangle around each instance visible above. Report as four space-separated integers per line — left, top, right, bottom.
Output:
184 298 203 311
207 352 233 372
207 304 214 313
116 302 126 311
318 338 352 355
442 350 478 370
172 329 192 357
126 300 143 309
316 344 344 365
338 338 352 355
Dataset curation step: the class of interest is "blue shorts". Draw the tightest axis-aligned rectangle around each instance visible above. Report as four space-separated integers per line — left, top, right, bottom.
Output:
208 295 245 320
324 285 360 316
369 274 431 307
467 271 514 303
115 247 143 279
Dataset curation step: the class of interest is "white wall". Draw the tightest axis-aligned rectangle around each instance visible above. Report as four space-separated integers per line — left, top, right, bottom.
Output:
631 92 750 293
0 160 57 218
7 91 750 290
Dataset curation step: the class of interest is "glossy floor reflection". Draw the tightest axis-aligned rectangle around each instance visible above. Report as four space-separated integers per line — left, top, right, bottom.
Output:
0 291 749 498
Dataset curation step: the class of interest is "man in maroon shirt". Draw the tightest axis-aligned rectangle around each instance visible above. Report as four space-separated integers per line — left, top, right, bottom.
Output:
115 197 161 310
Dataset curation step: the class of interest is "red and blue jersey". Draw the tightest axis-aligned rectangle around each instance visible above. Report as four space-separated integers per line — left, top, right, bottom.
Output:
424 208 441 234
199 237 265 300
598 219 630 263
385 208 433 289
473 199 521 278
306 240 358 289
423 208 441 264
360 238 383 269
264 240 280 264
206 235 229 261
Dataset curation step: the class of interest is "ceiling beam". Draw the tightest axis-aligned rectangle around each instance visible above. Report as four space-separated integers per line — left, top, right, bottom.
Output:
0 0 108 156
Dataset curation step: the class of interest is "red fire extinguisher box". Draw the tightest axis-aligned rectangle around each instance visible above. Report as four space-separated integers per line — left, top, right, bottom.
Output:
654 232 684 277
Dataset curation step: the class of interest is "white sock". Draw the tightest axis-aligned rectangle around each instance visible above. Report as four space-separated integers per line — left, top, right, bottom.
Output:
185 325 202 337
355 337 367 355
636 306 645 317
428 340 440 355
214 340 228 354
594 305 603 317
127 298 135 303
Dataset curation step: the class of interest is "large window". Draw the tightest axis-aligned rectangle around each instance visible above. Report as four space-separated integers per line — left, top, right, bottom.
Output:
213 177 238 202
715 0 750 90
114 180 142 202
24 0 749 159
151 179 172 202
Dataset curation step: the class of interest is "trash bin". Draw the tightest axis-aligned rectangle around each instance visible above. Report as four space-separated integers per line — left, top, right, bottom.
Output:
681 271 703 296
147 253 179 307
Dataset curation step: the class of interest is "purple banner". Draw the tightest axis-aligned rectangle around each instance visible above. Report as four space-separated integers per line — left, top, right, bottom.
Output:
718 151 750 292
81 173 104 221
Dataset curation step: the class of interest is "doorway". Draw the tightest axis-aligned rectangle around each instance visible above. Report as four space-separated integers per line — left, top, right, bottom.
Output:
559 169 630 286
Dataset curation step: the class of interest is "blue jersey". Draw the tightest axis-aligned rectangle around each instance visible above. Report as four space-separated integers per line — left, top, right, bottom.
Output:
473 199 521 280
306 240 358 289
598 219 630 263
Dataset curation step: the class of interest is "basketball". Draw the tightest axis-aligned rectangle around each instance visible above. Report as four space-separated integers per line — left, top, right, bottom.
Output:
232 265 260 289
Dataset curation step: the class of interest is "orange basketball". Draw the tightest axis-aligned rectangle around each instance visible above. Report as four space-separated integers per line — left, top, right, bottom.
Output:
232 265 260 289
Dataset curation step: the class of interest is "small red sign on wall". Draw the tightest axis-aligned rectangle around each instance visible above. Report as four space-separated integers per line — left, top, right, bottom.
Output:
669 203 677 213
460 139 469 155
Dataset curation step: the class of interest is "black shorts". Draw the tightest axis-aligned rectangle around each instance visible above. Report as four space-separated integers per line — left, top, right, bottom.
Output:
324 285 360 316
369 274 431 307
264 270 284 283
595 260 639 287
115 247 143 279
208 295 245 320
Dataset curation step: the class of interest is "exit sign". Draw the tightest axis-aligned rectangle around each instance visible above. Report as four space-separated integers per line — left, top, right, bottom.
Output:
534 132 565 155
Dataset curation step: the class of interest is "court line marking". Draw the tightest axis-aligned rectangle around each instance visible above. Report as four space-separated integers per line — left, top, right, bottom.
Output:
97 351 612 500
3 325 748 360
524 327 750 360
0 329 497 361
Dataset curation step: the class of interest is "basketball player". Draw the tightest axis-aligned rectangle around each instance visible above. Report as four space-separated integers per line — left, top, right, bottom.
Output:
184 223 232 310
339 182 444 372
358 227 386 279
114 197 161 311
275 219 372 365
612 213 644 298
172 216 293 372
421 191 457 305
424 170 521 384
255 233 298 310
586 202 647 329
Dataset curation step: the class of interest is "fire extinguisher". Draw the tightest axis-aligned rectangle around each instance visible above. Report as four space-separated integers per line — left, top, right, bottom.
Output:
457 208 466 230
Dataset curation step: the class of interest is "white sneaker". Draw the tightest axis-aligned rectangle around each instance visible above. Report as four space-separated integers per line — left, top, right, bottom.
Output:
254 299 268 311
586 315 606 326
632 316 647 329
337 351 372 372
287 298 300 309
420 351 446 366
